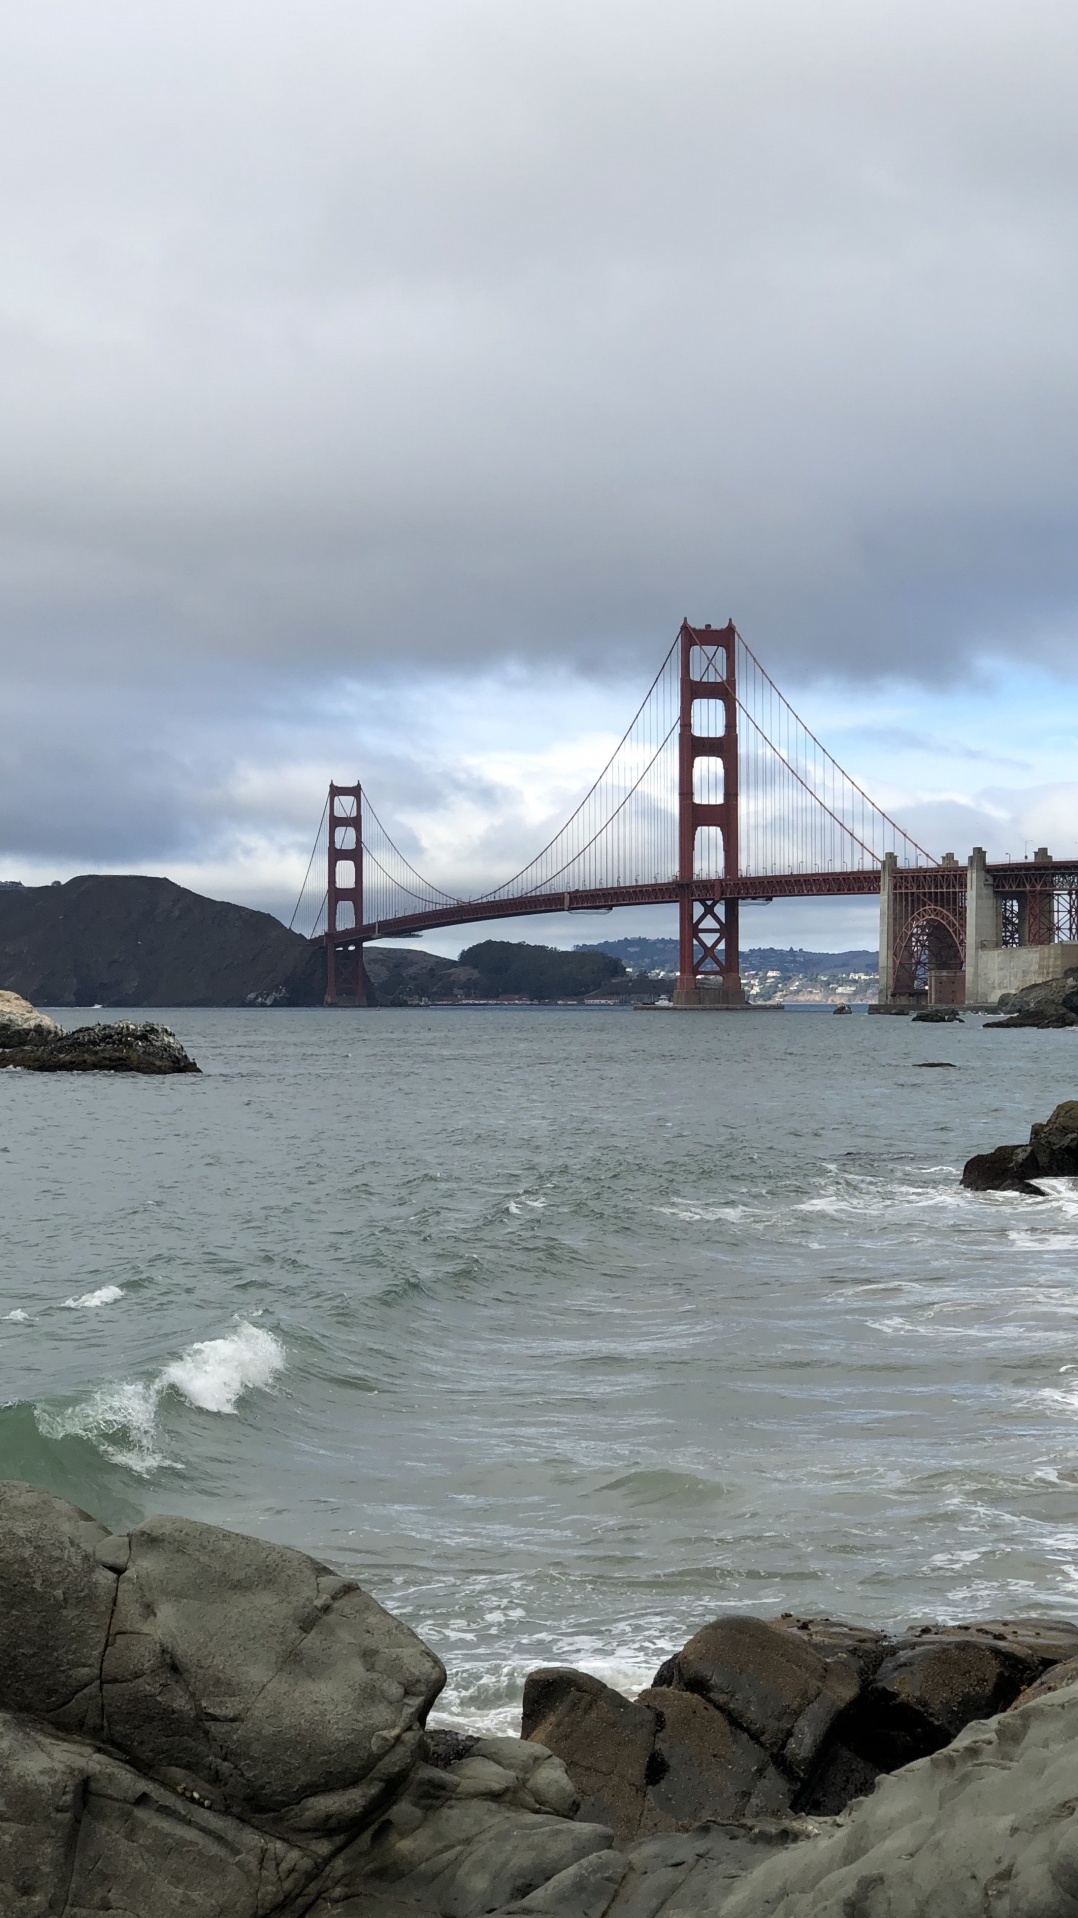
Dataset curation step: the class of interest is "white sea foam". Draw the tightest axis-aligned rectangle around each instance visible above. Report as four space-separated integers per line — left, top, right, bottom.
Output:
35 1320 286 1473
3 1308 29 1322
160 1322 285 1414
656 1203 750 1222
866 1316 936 1337
37 1379 167 1473
61 1284 124 1309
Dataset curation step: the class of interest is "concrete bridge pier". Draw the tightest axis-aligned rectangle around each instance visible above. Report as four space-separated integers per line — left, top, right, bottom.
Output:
878 846 1078 1009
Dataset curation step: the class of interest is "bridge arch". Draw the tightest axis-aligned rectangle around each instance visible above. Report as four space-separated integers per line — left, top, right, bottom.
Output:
892 903 965 1004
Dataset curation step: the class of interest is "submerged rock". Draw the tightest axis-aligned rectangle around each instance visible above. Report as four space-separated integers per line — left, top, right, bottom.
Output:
0 1018 200 1073
911 1007 962 1022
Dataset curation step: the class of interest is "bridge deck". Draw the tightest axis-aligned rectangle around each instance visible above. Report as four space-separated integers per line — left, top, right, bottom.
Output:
328 871 883 946
319 859 1078 949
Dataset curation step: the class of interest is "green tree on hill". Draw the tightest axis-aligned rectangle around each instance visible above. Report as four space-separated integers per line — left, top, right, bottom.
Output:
458 940 625 1001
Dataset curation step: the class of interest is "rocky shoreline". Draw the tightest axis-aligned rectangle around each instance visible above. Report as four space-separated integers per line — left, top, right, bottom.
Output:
5 1479 1078 1916
985 966 1078 1029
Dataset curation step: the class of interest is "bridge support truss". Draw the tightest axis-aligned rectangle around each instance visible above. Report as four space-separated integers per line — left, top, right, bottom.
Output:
325 782 368 1007
879 847 1078 1008
674 620 744 1007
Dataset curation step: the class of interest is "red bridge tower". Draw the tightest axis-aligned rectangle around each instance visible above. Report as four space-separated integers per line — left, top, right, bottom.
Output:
674 620 744 1006
325 782 368 1006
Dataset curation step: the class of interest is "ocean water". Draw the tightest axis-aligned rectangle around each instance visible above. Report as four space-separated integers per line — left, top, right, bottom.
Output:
3 1004 1078 1730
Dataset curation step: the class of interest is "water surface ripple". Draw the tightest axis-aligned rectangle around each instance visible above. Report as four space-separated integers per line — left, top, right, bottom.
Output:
3 1005 1078 1727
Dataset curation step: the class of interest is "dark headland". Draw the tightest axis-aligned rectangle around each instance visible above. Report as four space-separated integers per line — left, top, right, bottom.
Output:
0 877 632 1006
0 874 887 1008
0 875 324 1007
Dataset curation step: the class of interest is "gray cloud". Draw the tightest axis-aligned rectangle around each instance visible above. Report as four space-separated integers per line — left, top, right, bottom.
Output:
2 0 1078 686
1 0 1077 903
847 727 1032 770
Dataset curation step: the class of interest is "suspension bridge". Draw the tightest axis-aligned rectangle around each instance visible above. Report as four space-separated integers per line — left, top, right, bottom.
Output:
289 620 1078 1007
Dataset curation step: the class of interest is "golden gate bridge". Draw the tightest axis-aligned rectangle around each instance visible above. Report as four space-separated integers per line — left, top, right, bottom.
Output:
290 620 1078 1008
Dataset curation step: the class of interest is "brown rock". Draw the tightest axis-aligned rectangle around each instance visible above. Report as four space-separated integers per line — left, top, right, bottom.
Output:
636 1687 790 1835
795 1740 881 1816
768 1616 892 1684
931 1616 1078 1672
856 1635 1029 1768
521 1668 659 1841
667 1615 860 1777
1010 1655 1078 1710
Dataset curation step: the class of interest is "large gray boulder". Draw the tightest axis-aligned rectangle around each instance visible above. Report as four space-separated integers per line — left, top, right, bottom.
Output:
0 1484 445 1837
0 988 60 1048
305 1737 616 1916
100 1514 445 1830
0 1709 307 1918
0 1481 118 1736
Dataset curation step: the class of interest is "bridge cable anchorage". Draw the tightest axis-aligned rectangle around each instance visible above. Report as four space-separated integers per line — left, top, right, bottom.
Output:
294 621 936 971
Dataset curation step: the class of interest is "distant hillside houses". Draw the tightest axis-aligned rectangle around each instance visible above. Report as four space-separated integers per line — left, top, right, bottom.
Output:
574 938 879 1002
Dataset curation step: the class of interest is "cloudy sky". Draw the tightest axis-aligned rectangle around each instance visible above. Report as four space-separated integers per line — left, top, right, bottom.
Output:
2 0 1076 954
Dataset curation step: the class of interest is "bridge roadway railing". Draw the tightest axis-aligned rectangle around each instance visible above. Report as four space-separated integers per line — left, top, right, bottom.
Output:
322 869 884 949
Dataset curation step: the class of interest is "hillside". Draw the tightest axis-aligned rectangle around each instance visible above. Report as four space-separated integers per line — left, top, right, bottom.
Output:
575 937 878 976
1 879 874 1009
0 876 323 1007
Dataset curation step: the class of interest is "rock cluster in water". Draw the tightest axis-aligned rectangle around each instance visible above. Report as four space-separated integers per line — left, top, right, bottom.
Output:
7 1479 1078 1916
0 990 198 1072
961 1098 1078 1194
522 1612 1078 1840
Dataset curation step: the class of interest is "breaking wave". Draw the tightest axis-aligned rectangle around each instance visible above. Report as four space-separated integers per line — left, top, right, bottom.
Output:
159 1322 284 1414
33 1321 285 1474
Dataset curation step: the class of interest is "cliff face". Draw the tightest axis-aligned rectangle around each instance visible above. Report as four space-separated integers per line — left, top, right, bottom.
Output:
0 876 323 1007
